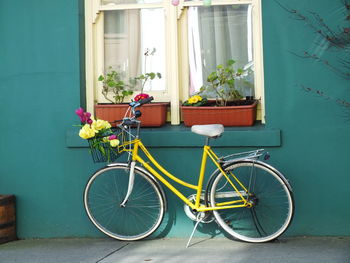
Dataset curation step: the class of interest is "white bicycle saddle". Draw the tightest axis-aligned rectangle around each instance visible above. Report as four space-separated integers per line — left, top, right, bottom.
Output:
191 124 224 138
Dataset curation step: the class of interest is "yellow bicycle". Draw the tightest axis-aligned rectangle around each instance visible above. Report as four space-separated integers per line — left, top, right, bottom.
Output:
83 97 294 243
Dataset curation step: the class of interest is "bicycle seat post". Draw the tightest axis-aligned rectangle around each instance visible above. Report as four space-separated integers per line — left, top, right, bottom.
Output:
205 137 210 146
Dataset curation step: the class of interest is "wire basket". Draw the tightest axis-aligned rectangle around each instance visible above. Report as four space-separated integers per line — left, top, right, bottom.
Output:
87 126 130 163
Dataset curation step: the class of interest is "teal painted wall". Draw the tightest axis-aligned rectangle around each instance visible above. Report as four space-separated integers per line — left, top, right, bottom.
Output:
262 0 350 235
0 0 349 238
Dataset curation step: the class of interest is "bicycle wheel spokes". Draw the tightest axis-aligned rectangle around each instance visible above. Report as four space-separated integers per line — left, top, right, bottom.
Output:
210 161 294 243
84 165 165 241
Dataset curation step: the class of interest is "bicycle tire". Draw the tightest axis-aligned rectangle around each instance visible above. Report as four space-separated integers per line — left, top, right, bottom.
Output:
84 163 165 241
208 160 294 243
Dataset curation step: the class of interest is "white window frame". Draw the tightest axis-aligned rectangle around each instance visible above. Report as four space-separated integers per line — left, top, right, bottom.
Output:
85 0 265 124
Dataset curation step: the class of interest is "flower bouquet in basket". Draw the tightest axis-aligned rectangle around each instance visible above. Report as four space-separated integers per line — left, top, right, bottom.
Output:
75 108 123 163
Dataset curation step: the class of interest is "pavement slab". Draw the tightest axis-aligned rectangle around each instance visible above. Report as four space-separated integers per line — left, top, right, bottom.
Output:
0 237 349 263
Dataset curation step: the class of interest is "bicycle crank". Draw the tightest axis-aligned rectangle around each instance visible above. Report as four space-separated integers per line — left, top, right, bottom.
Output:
183 194 214 223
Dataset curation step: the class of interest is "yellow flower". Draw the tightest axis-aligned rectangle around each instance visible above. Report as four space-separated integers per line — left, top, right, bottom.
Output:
188 95 202 104
79 124 96 139
188 97 198 104
109 139 120 147
91 119 111 131
194 95 202 101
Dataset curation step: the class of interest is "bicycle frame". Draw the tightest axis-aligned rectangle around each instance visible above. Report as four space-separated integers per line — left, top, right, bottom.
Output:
121 138 251 212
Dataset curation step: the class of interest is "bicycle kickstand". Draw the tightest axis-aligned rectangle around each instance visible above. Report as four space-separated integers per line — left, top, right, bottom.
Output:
186 213 204 248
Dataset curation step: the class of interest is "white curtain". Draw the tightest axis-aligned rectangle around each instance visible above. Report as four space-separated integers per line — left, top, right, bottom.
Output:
104 10 141 80
188 5 254 95
104 9 165 91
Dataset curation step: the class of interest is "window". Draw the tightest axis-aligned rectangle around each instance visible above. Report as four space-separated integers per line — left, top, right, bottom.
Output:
85 0 265 124
104 9 166 91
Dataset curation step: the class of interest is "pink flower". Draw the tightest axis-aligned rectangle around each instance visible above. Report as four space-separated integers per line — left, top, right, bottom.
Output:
75 108 92 124
171 0 179 6
134 93 150 102
109 134 117 140
75 108 85 122
75 107 84 116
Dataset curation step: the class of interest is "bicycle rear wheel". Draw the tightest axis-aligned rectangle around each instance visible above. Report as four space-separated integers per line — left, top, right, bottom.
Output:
209 160 294 243
84 163 165 241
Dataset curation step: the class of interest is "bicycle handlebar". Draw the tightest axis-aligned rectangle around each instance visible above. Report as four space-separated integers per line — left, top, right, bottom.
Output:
138 96 154 106
118 96 154 126
129 96 154 108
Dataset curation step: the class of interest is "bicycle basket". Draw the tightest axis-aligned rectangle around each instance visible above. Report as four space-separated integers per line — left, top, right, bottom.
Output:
87 126 128 163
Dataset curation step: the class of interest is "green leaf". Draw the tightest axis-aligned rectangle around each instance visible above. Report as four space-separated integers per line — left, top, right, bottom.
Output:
117 80 125 86
207 72 218 82
107 80 116 87
99 145 106 156
227 79 234 85
227 59 235 66
148 72 156 79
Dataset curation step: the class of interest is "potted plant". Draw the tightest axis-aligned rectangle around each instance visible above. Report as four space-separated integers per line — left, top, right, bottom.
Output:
94 50 169 127
130 68 169 127
181 59 257 127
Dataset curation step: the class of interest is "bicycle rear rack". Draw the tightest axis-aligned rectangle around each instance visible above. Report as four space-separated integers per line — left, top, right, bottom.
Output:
219 149 266 163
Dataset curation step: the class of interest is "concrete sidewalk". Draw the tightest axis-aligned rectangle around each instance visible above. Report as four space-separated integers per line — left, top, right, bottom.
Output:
0 237 349 263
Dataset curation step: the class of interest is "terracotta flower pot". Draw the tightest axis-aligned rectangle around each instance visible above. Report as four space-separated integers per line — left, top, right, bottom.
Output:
95 103 169 127
181 100 257 127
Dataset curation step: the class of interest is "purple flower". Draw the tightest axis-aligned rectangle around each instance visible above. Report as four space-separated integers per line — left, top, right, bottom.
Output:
75 108 92 124
75 107 84 115
109 134 117 140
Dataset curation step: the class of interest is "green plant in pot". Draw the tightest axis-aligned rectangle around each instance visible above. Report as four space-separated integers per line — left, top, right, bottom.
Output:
131 72 162 101
181 59 257 127
132 48 162 99
95 54 167 127
199 59 248 106
98 68 134 104
127 62 166 126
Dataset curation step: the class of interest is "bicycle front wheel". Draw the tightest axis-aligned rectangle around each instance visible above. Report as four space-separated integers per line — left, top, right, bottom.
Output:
84 164 165 241
209 160 294 243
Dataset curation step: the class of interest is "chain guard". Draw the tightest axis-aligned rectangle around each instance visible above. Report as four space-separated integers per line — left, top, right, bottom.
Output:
183 194 214 224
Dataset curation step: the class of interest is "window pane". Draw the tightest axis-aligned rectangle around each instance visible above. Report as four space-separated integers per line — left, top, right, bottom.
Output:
104 9 165 91
102 0 163 5
187 4 254 97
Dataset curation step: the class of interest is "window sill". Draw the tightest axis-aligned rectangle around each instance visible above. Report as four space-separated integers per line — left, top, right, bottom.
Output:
66 122 281 148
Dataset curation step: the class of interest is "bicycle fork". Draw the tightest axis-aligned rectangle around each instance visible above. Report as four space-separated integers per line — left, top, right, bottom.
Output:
120 161 136 207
